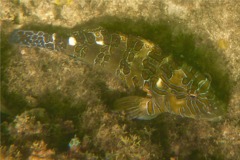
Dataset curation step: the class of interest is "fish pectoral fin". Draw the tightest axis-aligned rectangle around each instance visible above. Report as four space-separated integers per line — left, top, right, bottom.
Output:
113 96 159 120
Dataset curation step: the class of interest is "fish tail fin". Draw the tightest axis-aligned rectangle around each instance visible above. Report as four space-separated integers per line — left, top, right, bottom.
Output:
113 96 160 120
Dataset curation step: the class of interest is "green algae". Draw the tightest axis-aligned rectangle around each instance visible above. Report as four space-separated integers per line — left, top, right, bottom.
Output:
1 16 234 159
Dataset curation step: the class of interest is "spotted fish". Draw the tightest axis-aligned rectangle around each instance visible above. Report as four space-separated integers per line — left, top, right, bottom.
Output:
9 27 225 120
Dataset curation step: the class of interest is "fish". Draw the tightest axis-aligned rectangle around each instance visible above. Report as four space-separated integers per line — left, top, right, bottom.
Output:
9 27 226 121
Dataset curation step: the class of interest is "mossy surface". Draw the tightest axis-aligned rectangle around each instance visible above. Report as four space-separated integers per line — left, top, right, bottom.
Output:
1 0 239 160
0 20 234 160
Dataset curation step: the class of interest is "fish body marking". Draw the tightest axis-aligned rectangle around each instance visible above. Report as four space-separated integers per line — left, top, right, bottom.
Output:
9 27 225 120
